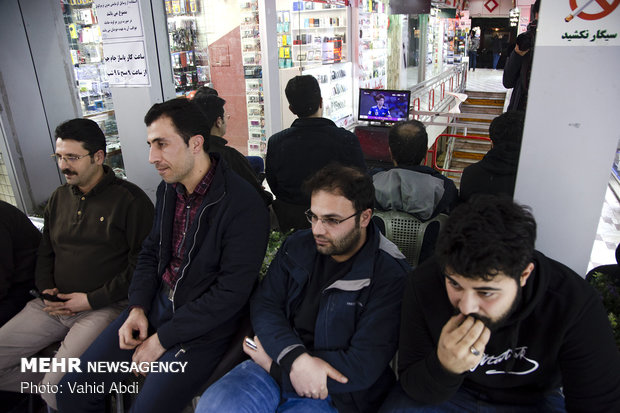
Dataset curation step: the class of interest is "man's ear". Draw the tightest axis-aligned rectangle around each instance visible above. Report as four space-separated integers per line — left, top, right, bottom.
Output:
93 149 105 165
359 208 373 228
190 135 204 153
519 262 535 287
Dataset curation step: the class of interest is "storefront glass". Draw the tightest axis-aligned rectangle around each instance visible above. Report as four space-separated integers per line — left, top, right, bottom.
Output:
60 0 125 178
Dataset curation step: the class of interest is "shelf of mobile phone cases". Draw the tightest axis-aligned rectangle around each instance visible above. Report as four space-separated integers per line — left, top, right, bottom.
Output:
241 0 267 157
60 0 126 178
303 61 354 128
277 0 348 68
165 0 211 96
357 0 388 89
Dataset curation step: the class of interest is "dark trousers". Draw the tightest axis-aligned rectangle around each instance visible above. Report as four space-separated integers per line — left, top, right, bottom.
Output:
468 51 477 70
57 289 230 413
0 282 33 327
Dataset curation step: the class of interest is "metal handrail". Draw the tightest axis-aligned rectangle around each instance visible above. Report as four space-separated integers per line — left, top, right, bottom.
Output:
429 133 491 174
409 63 468 121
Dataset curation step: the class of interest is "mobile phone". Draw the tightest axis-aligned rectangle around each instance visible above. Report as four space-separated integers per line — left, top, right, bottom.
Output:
29 289 66 302
244 337 258 351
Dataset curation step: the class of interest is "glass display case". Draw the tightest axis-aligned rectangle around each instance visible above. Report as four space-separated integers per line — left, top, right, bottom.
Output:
241 0 267 157
357 0 388 89
277 0 349 68
60 1 125 177
165 0 212 96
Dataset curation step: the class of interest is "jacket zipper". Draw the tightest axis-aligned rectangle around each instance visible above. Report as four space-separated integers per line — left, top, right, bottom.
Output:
171 190 226 313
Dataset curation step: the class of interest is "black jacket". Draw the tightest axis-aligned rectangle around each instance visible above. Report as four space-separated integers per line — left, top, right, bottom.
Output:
129 154 270 351
0 201 40 300
398 251 620 410
208 135 272 205
266 117 367 206
460 144 520 202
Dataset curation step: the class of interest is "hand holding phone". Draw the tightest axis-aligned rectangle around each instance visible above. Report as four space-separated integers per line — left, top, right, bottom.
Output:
29 289 67 302
244 337 258 351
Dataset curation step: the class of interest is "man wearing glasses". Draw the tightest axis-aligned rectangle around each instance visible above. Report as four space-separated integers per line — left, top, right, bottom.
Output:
0 118 153 410
196 164 410 413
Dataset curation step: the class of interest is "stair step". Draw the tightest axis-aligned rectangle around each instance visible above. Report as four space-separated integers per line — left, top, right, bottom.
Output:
450 159 478 169
464 90 507 99
464 98 505 107
453 151 486 161
454 142 491 151
461 106 504 115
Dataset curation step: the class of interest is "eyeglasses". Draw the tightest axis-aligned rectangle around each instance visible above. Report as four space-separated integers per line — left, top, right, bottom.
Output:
305 209 360 228
51 153 91 163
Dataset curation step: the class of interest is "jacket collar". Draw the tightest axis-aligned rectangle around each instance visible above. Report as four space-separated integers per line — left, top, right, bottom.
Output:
286 222 382 285
291 117 337 128
208 134 228 147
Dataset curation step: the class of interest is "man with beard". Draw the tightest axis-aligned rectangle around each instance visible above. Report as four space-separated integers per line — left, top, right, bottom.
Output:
0 118 153 410
379 195 620 412
196 164 410 413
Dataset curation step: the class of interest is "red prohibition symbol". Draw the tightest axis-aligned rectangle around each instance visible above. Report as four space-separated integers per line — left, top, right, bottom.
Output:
569 0 620 20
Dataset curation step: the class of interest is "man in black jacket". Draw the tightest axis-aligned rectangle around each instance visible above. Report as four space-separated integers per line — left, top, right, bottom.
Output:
379 195 620 412
58 98 270 413
266 75 367 232
460 111 524 202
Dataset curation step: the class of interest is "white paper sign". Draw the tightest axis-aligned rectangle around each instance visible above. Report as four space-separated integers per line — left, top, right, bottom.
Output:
103 41 151 86
95 0 144 40
536 0 620 46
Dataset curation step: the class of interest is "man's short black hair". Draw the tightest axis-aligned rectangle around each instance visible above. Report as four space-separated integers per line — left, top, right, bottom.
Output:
144 98 211 152
489 111 525 149
388 120 428 166
54 118 106 159
303 164 374 213
194 94 226 131
194 86 218 98
436 195 536 282
285 75 321 118
374 93 385 102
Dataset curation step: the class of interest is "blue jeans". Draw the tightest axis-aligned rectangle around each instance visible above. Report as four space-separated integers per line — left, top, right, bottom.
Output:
196 360 338 413
493 53 500 69
468 51 477 70
378 382 566 413
57 289 230 413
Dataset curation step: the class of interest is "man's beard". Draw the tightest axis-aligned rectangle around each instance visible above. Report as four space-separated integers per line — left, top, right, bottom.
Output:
315 224 362 258
455 285 523 332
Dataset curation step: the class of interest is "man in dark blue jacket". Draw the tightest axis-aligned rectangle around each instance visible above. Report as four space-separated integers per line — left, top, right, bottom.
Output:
266 75 367 232
196 164 410 413
58 98 270 413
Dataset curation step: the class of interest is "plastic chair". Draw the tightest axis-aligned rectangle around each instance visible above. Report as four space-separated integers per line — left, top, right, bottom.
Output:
373 210 448 267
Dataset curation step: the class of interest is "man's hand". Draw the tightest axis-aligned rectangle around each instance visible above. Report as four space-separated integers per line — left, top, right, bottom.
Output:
437 314 490 375
243 336 272 372
514 44 529 56
289 353 348 400
132 333 166 377
118 307 148 350
56 292 92 313
41 288 72 316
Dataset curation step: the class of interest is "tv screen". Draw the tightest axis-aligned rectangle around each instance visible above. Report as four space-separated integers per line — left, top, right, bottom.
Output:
358 89 411 123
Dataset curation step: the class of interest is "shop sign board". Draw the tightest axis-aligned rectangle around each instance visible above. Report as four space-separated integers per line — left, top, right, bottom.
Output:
94 0 151 87
536 0 620 46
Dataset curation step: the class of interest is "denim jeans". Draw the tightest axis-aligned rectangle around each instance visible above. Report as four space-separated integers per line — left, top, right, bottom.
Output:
196 360 338 413
493 53 500 69
378 382 566 413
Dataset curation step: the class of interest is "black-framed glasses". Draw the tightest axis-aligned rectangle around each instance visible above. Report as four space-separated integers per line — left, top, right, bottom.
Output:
50 153 91 163
305 209 360 228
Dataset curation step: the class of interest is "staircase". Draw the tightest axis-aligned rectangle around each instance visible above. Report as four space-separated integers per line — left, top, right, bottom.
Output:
441 90 506 187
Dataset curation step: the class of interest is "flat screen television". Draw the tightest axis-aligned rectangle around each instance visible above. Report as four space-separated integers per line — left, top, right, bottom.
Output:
358 89 411 123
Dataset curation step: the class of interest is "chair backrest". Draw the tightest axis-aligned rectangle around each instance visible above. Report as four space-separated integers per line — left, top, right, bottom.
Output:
373 210 448 267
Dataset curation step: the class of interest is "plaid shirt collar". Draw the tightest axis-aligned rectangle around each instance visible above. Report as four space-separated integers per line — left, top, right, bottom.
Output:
173 155 218 198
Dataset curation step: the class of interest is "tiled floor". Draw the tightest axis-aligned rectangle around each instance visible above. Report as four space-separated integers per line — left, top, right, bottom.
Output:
458 67 618 273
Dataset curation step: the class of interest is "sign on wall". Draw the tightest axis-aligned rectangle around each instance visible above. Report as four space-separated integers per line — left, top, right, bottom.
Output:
537 0 619 46
94 0 151 86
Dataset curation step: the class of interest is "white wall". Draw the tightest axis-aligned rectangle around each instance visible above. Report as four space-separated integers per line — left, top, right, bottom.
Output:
514 3 620 275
